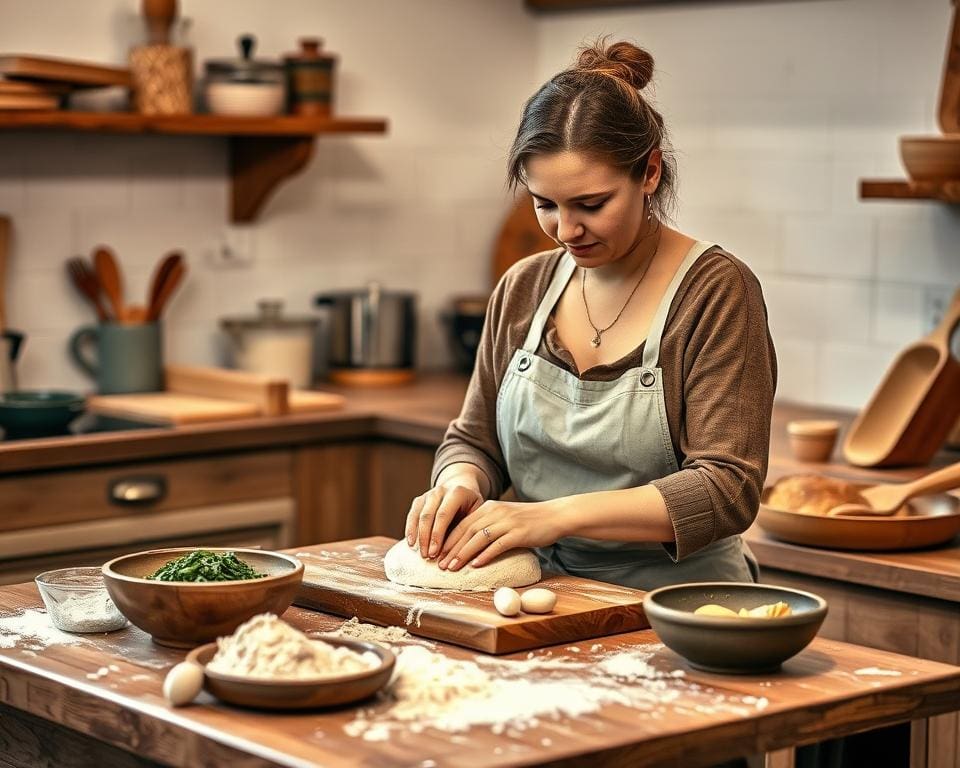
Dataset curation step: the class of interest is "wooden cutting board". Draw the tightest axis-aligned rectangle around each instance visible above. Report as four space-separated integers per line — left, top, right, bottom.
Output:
86 393 260 424
87 389 345 424
0 55 132 88
291 537 649 654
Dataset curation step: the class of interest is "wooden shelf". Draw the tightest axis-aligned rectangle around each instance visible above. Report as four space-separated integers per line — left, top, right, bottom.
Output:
0 111 388 221
860 178 960 204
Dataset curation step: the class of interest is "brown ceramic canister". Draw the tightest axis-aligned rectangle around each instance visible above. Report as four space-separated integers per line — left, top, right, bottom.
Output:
284 38 337 117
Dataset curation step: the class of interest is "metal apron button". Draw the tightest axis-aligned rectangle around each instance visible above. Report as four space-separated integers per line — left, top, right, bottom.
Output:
518 357 531 372
640 370 656 387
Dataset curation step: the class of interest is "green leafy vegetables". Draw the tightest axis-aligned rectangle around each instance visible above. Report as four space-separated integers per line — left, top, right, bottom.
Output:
147 550 266 582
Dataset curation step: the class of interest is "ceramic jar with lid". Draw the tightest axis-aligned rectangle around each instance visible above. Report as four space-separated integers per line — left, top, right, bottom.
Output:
204 34 285 117
284 37 337 117
220 300 319 388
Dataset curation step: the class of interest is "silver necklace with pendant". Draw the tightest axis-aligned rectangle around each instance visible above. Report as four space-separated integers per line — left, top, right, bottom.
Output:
581 234 660 348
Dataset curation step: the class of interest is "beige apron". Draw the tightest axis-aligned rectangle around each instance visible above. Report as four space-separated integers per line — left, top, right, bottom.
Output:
495 241 757 590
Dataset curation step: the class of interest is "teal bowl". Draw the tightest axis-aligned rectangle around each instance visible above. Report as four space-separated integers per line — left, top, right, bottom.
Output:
643 582 828 674
0 390 86 438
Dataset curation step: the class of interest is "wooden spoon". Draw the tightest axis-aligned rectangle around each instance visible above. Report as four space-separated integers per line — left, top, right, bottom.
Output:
93 246 126 324
66 256 110 321
146 258 186 321
147 251 182 319
827 461 960 517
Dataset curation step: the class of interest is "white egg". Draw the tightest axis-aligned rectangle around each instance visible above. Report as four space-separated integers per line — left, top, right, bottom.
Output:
493 587 522 617
520 588 557 614
163 661 204 707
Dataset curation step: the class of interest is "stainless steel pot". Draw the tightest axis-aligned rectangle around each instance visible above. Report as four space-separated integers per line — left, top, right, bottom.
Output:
314 283 416 370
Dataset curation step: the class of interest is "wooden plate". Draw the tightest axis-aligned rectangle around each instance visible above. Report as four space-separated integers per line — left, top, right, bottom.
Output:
757 487 960 551
186 635 395 709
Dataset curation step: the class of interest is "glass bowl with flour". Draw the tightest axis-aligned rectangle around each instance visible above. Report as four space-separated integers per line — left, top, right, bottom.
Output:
35 567 129 633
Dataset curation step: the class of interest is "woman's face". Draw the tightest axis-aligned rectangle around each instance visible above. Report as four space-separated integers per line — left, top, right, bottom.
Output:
525 150 660 267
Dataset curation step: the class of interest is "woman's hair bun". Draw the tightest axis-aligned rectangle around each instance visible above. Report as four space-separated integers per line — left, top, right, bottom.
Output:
575 39 654 90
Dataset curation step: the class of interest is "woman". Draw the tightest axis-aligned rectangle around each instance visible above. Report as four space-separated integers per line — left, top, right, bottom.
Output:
406 39 777 590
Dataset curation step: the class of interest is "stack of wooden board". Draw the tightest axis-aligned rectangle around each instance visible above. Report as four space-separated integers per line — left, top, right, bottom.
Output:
0 55 131 110
292 536 649 654
86 365 345 425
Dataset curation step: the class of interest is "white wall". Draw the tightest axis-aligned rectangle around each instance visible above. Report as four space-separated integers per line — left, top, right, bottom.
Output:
536 0 957 409
2 0 956 410
0 0 538 389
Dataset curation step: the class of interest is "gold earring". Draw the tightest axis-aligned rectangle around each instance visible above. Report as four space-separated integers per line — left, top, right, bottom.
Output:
646 196 653 223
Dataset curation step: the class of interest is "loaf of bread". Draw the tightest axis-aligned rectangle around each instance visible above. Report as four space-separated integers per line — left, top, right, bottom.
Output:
766 474 868 516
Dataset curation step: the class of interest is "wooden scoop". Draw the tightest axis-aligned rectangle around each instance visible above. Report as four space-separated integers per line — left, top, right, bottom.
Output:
843 286 960 467
827 460 960 517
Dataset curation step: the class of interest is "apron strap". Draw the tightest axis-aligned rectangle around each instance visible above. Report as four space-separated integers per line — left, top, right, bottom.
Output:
641 240 715 369
521 252 576 353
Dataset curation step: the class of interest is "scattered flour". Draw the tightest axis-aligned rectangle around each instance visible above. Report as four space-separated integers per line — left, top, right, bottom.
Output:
208 614 380 679
0 609 84 650
331 618 411 644
343 643 768 742
854 667 902 677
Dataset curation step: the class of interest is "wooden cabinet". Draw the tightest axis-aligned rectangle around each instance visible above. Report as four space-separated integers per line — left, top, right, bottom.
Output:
292 439 437 546
763 568 960 768
0 449 296 584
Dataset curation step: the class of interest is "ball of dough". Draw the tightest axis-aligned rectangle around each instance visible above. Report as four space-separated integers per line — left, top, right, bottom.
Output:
520 588 557 614
693 604 738 617
383 540 541 590
163 661 204 706
493 587 522 616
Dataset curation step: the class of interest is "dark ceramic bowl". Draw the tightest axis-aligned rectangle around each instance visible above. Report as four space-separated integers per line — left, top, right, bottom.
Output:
187 635 395 709
102 548 304 648
643 582 828 674
0 390 85 438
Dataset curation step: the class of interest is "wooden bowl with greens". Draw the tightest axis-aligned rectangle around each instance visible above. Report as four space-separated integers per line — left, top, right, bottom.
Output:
102 548 304 648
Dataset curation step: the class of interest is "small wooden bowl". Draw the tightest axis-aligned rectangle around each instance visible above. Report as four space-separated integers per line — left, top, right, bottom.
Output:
786 419 839 463
643 583 827 674
102 548 304 648
186 635 395 709
900 135 960 182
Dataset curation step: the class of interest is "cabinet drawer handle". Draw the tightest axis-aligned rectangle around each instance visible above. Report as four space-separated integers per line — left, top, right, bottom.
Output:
109 476 167 506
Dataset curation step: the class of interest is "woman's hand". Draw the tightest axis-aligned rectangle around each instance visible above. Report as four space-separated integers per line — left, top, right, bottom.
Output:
437 499 568 571
406 479 485 560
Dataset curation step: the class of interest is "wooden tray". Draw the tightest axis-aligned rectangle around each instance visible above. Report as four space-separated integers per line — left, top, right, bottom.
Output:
86 392 260 425
0 55 131 88
290 537 649 654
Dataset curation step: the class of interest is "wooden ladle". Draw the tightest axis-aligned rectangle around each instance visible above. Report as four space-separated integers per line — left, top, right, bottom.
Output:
827 460 960 517
843 286 960 467
65 256 110 321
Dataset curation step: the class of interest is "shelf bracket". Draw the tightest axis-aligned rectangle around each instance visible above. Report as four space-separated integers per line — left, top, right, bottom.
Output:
229 136 316 223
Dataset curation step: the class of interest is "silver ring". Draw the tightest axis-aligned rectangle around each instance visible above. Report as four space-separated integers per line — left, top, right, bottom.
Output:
482 527 491 540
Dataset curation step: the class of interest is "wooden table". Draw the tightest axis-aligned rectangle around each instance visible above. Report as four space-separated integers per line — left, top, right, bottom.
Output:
0 584 959 768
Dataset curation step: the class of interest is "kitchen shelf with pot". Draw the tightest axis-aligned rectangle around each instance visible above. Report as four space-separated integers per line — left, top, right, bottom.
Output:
0 111 388 222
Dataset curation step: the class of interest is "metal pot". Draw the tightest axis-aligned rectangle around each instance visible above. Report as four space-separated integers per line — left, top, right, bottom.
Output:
314 283 416 370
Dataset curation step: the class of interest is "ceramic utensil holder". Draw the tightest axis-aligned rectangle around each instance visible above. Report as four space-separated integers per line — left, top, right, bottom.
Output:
69 322 164 394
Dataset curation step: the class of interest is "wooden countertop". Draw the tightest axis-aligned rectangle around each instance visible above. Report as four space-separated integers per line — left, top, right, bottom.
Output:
1 582 959 768
3 375 959 602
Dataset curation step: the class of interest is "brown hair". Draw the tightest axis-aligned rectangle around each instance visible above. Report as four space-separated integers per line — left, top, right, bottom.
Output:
507 38 677 221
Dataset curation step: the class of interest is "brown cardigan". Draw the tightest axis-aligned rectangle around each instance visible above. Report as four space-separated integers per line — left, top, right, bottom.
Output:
432 246 777 561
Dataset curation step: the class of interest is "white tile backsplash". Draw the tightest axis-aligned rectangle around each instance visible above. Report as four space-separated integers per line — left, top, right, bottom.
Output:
1 0 957 412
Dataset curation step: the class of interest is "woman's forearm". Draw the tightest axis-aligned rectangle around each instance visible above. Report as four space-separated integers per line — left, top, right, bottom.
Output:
552 484 676 542
434 462 491 500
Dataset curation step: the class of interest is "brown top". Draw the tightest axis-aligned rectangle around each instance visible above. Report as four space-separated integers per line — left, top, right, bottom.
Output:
433 246 778 561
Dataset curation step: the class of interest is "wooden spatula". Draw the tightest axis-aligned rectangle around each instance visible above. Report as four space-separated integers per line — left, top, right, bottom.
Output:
827 460 960 517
